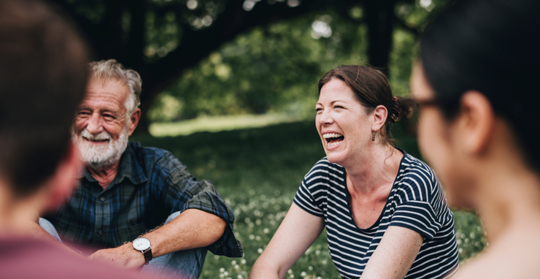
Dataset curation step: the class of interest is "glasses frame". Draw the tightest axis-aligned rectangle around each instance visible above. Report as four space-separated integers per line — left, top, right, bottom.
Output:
412 98 439 109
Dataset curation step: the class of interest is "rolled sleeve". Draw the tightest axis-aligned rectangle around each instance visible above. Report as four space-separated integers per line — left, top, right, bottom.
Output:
180 180 243 257
155 153 243 257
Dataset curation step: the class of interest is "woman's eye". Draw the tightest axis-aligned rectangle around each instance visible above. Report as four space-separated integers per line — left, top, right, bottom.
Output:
315 108 323 113
334 106 344 109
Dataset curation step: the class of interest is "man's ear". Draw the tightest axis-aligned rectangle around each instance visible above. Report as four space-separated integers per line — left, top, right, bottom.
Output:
43 143 82 211
128 108 141 136
458 91 495 155
371 105 388 132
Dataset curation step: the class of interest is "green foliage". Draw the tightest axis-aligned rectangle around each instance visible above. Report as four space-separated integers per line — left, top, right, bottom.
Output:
148 8 374 121
147 0 453 123
132 120 485 278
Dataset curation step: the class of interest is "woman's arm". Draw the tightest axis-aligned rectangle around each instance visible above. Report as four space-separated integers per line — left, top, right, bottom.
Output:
250 203 325 279
360 226 423 279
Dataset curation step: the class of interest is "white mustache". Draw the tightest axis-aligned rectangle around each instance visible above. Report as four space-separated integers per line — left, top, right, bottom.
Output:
80 129 111 141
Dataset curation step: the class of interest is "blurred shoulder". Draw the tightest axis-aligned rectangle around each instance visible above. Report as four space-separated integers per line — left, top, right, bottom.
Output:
455 223 540 279
0 237 162 279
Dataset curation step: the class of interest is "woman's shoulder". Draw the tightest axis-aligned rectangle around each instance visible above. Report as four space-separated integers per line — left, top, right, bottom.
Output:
305 157 345 177
397 153 437 184
302 157 345 187
393 152 441 202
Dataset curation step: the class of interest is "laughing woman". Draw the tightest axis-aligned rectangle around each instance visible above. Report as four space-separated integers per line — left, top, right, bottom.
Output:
250 65 459 279
412 0 540 278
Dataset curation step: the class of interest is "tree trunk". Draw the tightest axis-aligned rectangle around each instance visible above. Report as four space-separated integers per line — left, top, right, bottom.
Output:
365 0 396 77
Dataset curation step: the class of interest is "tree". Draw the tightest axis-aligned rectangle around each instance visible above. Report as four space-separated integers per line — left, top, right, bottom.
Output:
50 0 441 133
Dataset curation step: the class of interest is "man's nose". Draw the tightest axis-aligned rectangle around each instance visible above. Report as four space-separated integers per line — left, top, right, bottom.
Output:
86 113 104 134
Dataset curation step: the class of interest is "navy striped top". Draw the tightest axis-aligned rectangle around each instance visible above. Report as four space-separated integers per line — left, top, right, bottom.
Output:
294 152 459 279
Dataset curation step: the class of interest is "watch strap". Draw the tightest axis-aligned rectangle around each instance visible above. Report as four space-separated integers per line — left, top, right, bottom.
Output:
142 248 152 265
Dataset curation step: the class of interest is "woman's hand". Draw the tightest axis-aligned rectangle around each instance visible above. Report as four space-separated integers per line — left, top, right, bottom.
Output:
250 203 325 279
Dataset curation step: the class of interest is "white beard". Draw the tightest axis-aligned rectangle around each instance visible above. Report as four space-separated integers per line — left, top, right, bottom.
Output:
72 127 129 170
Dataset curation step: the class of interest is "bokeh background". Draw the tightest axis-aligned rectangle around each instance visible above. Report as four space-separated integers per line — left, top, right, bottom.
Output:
52 0 486 277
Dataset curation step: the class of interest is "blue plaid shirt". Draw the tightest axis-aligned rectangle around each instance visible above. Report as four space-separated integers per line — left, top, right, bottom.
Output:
44 142 243 257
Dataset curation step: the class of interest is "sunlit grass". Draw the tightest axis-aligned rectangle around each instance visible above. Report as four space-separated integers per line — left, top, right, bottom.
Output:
149 113 308 137
133 119 485 279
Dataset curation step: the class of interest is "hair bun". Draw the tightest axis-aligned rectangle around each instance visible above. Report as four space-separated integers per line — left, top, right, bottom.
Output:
391 96 403 122
390 96 413 123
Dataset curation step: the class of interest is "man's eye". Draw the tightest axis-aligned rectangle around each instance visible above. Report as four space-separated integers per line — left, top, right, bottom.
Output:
103 114 115 119
78 111 90 116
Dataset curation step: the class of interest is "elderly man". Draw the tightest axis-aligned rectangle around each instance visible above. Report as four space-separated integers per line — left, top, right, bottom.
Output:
0 0 162 278
41 59 242 278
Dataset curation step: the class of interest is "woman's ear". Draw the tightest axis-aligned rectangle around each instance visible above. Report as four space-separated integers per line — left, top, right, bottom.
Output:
371 105 388 132
457 91 495 155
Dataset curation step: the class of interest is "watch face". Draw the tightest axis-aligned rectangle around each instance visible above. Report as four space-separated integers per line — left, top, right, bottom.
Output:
133 237 151 251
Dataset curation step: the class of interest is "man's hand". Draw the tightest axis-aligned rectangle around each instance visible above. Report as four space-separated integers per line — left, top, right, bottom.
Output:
89 243 145 269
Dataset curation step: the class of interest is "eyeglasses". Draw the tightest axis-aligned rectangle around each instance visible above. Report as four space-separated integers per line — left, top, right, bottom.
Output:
413 98 439 109
400 97 441 136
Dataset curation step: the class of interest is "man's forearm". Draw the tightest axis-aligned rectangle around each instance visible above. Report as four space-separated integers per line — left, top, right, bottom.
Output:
141 208 227 258
89 209 227 268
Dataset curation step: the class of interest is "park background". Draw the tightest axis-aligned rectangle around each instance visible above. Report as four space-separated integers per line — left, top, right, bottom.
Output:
55 0 486 277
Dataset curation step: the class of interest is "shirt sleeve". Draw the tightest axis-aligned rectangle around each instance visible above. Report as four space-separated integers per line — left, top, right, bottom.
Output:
293 161 328 218
154 152 243 257
389 167 446 240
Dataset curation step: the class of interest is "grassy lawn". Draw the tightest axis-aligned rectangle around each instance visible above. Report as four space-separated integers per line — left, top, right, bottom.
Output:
133 119 485 279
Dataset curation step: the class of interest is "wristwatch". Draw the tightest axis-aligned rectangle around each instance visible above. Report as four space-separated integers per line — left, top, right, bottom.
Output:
132 237 152 265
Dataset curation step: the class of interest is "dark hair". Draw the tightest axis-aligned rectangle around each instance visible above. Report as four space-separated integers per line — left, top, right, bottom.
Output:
0 0 89 196
318 65 414 143
420 0 540 171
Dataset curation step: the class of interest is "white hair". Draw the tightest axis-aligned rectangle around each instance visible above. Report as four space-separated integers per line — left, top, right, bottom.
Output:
88 59 142 119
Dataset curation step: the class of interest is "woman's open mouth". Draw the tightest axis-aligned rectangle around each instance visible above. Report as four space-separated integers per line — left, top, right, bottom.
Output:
323 133 344 148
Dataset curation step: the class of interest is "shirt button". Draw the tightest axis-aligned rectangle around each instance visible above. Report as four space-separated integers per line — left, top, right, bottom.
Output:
100 197 105 202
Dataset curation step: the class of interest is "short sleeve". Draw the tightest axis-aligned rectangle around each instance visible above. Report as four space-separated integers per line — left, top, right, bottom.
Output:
293 159 338 218
390 200 441 240
389 163 446 240
294 179 325 217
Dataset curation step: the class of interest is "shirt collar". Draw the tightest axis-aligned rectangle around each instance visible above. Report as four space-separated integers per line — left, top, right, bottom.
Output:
79 142 148 186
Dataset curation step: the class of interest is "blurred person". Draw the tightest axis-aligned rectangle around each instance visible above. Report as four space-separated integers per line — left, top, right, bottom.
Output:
0 0 160 278
251 65 459 279
40 59 243 278
411 0 540 278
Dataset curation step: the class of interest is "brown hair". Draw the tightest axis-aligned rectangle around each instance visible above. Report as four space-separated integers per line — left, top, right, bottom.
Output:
318 65 413 144
0 0 90 196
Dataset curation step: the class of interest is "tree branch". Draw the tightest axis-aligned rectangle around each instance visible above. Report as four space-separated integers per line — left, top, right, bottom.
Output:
145 0 346 97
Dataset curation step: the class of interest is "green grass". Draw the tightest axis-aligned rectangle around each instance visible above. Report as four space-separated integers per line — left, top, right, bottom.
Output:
132 120 485 279
149 113 308 137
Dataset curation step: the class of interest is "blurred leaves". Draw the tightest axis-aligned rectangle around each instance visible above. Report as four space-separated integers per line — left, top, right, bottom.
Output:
50 0 449 129
148 0 450 122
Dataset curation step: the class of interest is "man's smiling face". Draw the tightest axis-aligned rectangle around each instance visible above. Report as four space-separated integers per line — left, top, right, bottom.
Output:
72 78 131 169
